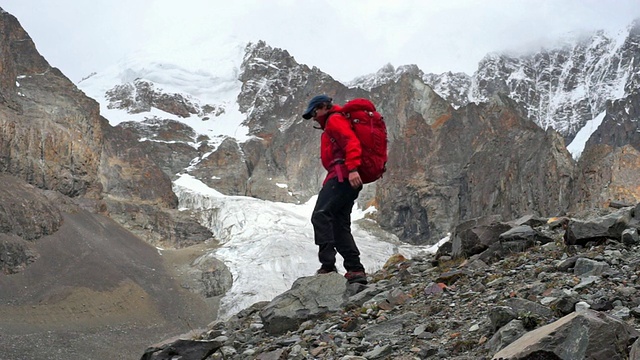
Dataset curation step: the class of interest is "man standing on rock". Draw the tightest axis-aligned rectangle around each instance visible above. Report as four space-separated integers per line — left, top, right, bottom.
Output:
302 95 368 285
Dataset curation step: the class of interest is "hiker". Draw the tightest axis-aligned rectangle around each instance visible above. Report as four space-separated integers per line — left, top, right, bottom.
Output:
302 94 368 285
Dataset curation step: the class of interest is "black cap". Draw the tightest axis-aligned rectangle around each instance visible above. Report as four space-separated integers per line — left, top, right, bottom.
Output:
302 95 332 119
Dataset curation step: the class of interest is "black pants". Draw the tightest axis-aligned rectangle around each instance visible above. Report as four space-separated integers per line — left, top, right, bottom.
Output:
311 177 365 272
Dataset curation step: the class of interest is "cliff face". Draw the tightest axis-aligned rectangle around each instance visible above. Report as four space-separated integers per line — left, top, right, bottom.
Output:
370 75 574 244
571 91 640 210
0 9 211 263
0 9 104 199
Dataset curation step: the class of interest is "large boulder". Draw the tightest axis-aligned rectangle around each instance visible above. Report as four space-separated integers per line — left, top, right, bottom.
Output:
140 334 223 360
492 309 639 359
259 273 349 335
564 206 635 245
451 215 511 258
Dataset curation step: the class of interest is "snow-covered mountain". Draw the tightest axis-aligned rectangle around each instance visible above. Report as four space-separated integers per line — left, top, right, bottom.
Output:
79 42 252 149
349 19 640 145
78 19 640 162
469 24 637 142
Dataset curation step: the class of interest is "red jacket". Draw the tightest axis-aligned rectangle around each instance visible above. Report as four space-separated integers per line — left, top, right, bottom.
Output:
316 105 362 185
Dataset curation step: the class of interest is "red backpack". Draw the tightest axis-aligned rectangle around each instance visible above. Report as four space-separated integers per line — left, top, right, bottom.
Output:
341 98 388 184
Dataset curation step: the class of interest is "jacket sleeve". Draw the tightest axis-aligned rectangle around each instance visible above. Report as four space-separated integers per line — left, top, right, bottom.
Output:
325 114 362 171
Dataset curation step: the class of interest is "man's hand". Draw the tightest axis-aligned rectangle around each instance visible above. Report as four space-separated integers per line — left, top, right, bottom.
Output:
348 170 362 189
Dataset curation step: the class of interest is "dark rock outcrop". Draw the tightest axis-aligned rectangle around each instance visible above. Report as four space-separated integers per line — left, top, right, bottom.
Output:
571 91 640 211
141 336 223 360
0 173 62 240
190 137 249 195
106 79 217 118
376 86 574 244
0 171 62 274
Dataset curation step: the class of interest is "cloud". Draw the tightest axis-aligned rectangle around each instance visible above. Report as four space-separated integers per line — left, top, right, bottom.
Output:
3 0 640 82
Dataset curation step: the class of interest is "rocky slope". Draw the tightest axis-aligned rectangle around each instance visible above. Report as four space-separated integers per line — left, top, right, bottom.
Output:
0 173 219 360
142 203 640 359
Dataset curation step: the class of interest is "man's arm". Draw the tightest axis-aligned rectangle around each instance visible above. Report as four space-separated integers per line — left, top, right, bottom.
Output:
326 114 361 170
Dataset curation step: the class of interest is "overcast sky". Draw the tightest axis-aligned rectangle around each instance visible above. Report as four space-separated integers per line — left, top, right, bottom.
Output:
3 0 640 83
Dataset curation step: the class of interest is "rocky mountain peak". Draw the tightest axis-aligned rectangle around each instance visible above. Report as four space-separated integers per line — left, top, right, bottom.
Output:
348 63 430 90
105 79 221 119
349 63 472 110
238 40 334 137
469 21 638 142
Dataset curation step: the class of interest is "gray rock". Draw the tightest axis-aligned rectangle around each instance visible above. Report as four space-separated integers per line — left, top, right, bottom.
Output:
500 225 554 251
556 255 579 272
573 258 610 277
141 338 223 360
492 309 640 359
622 228 639 245
451 217 511 258
191 255 233 298
259 273 348 335
362 311 419 342
510 214 548 228
630 338 640 360
362 344 393 359
565 209 632 246
487 319 526 354
489 306 518 332
549 293 579 316
505 297 553 319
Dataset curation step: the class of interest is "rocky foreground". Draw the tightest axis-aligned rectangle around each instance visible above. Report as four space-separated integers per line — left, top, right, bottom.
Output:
142 203 640 359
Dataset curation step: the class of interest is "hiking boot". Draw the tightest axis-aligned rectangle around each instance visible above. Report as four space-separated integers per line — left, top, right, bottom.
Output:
344 271 368 285
316 266 337 275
